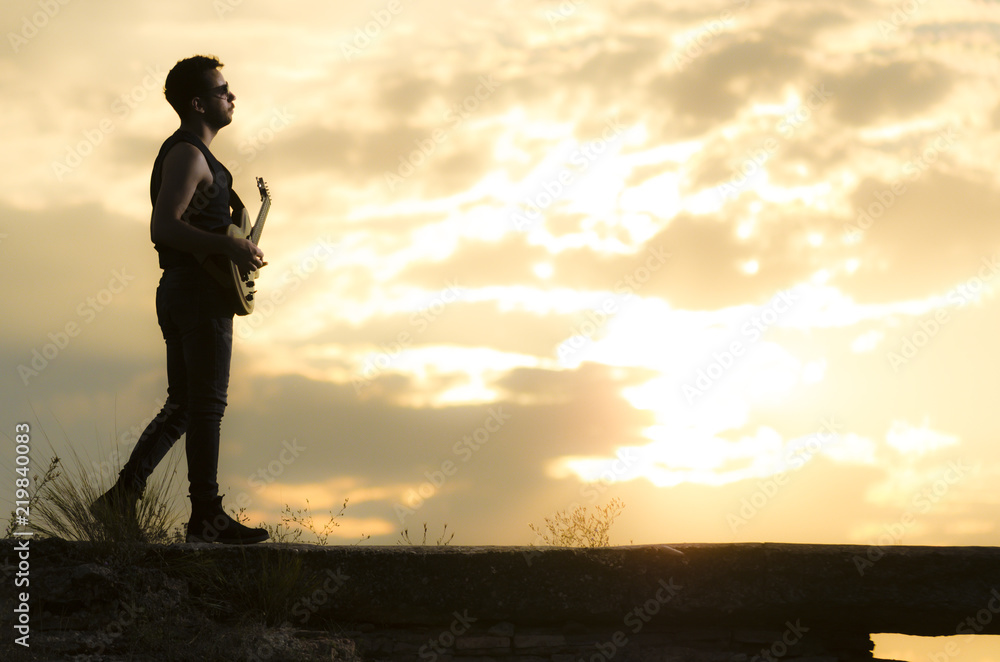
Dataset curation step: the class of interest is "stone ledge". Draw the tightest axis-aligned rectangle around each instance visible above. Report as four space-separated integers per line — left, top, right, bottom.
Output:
5 539 1000 638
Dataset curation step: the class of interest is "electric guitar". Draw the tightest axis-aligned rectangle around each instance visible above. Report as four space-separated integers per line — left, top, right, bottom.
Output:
197 176 271 315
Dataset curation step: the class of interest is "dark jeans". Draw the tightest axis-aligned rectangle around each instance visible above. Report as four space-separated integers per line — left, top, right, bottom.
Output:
120 266 235 503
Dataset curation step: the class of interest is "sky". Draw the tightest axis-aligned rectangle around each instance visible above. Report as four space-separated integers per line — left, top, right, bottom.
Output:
4 0 1000 656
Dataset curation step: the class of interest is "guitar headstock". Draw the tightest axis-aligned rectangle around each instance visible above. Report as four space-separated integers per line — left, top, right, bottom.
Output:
256 177 271 202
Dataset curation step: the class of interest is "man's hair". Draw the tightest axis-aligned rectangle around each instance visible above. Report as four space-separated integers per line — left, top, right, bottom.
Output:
163 55 224 118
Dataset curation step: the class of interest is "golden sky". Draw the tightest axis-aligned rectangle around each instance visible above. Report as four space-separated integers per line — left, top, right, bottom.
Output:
5 0 1000 558
10 0 1000 657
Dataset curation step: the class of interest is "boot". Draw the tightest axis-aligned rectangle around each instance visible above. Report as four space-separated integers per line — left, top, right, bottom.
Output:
89 478 144 541
90 479 142 525
186 495 269 545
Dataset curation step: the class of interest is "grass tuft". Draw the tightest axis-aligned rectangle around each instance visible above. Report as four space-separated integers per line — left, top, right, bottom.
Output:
4 412 186 548
398 522 454 545
529 497 625 547
28 449 184 547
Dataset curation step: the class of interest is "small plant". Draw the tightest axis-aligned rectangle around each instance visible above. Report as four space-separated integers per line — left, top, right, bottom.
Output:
5 455 60 538
263 498 356 545
4 415 185 547
11 450 184 547
528 497 625 547
398 522 454 545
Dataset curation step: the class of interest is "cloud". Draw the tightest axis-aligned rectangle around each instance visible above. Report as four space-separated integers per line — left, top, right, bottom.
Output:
652 37 806 129
0 203 158 348
6 0 1000 549
828 60 957 126
837 169 1000 301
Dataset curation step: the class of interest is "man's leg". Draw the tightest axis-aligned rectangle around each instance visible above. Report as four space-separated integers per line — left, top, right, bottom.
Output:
180 313 231 503
118 284 191 492
91 279 189 523
176 275 267 544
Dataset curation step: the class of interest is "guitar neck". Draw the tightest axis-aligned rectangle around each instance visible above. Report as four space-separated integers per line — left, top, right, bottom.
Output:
249 196 270 246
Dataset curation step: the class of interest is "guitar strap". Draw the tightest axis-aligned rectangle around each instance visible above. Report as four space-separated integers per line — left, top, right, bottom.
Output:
228 185 246 225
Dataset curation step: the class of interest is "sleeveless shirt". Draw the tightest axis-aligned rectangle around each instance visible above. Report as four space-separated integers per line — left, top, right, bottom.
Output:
151 130 234 269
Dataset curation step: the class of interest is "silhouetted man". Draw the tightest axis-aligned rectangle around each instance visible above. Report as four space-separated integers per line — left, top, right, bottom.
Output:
92 55 268 544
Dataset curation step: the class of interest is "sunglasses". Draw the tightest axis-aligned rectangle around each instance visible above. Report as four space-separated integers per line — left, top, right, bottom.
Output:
202 83 233 99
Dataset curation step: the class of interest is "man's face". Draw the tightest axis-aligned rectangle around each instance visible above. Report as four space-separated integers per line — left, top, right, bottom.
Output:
195 67 235 129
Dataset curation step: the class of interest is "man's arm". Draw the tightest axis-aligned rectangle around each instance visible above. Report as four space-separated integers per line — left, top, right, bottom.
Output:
150 142 264 273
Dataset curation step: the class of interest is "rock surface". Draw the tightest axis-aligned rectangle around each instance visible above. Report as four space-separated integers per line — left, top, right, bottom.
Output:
4 538 995 661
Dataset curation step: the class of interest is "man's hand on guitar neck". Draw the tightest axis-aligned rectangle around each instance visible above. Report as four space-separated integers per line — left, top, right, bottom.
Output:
226 236 267 275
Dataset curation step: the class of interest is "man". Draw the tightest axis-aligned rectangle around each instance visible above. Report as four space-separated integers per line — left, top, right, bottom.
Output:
92 55 268 544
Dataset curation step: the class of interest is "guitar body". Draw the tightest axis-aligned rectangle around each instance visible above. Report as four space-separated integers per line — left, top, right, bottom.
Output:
195 177 271 316
223 207 257 315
